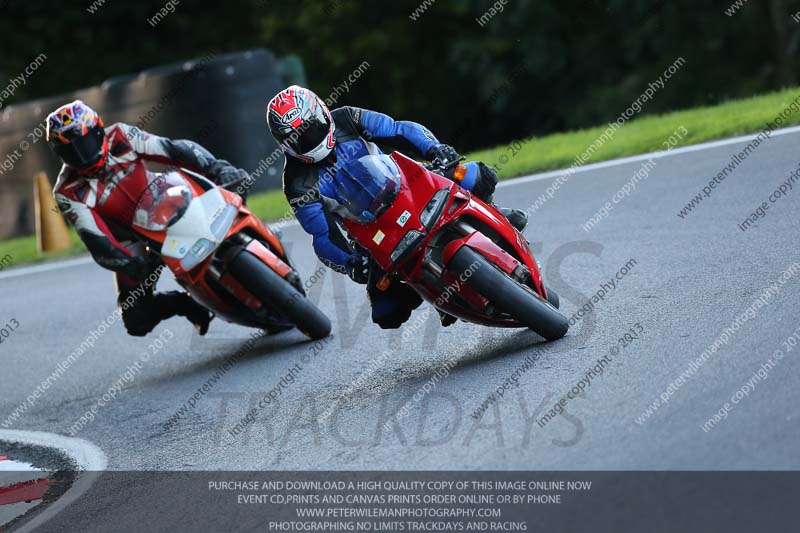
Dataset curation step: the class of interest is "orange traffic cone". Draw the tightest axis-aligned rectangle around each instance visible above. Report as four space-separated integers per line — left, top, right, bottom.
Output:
34 172 71 254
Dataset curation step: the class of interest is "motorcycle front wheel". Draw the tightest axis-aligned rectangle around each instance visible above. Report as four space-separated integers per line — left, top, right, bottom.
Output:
449 246 568 341
228 250 332 340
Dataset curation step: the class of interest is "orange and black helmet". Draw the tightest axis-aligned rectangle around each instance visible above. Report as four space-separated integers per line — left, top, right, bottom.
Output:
46 100 108 173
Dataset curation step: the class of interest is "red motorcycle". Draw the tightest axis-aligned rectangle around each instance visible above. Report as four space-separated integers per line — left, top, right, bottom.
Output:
336 153 568 341
131 169 331 340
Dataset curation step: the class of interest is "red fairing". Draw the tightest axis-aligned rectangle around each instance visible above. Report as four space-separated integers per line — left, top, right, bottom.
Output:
131 169 303 329
442 232 519 275
343 151 548 328
439 193 546 298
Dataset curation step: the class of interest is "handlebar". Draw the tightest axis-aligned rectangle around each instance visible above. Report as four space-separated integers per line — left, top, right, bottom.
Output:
424 155 466 174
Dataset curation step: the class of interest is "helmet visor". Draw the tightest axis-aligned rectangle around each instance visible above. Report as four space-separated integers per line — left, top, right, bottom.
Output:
336 155 401 222
282 105 332 155
51 125 104 169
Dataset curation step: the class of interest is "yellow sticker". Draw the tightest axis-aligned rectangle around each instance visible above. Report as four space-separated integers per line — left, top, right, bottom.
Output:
164 238 180 253
372 230 385 245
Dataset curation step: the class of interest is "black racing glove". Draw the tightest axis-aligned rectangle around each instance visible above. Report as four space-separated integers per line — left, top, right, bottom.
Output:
346 254 371 285
425 144 460 167
210 161 251 192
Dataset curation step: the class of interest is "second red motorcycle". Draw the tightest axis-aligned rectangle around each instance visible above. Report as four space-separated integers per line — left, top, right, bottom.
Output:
335 152 568 341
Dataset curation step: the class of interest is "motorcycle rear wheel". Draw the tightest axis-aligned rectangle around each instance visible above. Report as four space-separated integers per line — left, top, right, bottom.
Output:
449 246 568 341
228 251 332 340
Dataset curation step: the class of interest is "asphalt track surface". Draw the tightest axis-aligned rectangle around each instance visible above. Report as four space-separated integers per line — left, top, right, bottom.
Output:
2 127 800 481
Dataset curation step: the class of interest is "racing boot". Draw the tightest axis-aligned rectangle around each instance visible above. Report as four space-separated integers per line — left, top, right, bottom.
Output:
159 291 213 335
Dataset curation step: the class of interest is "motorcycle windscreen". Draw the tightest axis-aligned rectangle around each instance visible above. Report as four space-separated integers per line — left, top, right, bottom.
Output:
133 172 193 231
335 154 401 222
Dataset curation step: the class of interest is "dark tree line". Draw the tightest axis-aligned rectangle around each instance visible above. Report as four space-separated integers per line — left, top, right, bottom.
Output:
1 0 798 150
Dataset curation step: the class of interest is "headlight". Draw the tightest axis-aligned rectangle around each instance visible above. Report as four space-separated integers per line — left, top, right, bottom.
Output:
419 189 450 230
210 204 238 240
180 238 215 271
390 230 426 265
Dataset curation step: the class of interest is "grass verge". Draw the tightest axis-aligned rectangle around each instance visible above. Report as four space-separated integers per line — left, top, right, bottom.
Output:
3 86 800 267
471 86 800 178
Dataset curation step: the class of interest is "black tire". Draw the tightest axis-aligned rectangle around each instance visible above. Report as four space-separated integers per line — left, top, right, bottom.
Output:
546 287 560 309
228 251 332 340
449 246 568 341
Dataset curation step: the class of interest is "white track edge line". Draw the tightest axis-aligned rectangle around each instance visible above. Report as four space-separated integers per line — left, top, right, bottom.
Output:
496 124 800 188
0 256 94 281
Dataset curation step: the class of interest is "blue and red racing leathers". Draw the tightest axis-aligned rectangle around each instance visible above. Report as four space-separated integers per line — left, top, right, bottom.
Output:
282 106 498 328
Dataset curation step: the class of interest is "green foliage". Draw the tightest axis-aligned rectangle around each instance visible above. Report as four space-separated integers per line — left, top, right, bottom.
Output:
0 230 84 267
246 187 292 222
1 0 798 151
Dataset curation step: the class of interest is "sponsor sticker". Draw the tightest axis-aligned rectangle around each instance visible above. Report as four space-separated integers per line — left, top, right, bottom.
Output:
164 238 181 254
372 230 386 245
283 108 301 123
396 210 412 227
